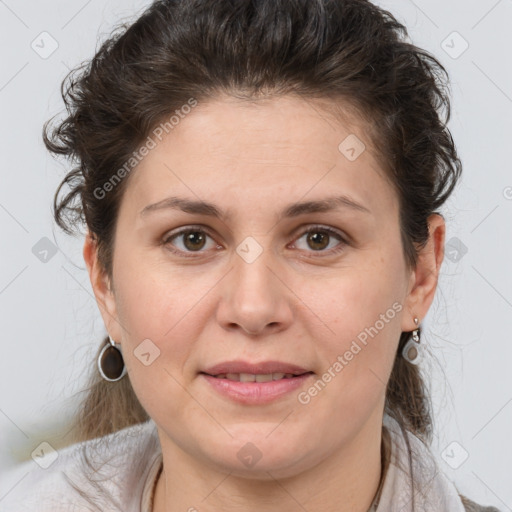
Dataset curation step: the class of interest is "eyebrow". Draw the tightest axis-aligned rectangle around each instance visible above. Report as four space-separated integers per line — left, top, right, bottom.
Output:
139 195 372 220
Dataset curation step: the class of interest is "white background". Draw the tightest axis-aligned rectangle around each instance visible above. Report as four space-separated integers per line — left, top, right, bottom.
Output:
0 0 511 509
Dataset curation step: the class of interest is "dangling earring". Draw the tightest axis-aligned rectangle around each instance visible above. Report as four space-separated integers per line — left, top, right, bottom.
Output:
402 317 422 364
98 335 127 382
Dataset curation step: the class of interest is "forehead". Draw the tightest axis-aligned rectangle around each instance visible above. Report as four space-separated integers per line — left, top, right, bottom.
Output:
121 95 396 220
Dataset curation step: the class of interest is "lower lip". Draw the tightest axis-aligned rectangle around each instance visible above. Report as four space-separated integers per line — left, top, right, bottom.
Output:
200 373 314 405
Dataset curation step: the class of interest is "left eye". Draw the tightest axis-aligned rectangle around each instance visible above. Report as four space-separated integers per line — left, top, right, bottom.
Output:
292 227 345 252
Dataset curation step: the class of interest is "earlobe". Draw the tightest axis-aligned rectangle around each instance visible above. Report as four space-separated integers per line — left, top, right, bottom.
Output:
401 214 446 331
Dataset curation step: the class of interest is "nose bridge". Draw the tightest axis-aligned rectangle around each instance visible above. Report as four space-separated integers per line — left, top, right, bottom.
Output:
232 241 279 307
217 239 293 333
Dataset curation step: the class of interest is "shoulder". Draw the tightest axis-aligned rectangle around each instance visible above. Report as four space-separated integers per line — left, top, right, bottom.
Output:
380 415 502 512
0 420 161 512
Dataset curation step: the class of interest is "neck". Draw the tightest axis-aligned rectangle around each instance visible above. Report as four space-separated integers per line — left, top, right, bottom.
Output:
152 414 386 512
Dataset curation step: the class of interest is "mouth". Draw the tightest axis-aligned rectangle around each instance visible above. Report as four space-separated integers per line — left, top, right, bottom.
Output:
200 371 314 382
199 371 315 404
199 360 315 404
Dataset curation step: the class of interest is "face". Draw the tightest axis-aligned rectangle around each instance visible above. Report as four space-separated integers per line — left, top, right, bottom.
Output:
87 94 438 479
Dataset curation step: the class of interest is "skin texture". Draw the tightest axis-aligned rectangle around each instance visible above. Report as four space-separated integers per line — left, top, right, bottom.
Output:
83 95 445 512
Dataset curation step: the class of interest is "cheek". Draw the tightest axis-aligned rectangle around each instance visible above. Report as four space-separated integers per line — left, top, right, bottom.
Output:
296 296 401 449
114 267 202 423
305 255 405 348
300 249 405 406
111 251 221 405
110 257 184 373
113 247 200 340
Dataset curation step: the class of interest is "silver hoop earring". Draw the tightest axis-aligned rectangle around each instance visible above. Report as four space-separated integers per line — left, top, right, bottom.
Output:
98 335 127 382
402 317 422 365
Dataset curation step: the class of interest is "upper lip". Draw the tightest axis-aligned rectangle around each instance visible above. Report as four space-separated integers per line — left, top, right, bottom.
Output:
201 360 312 376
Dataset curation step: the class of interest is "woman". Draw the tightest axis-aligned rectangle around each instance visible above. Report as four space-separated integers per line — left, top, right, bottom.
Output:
1 0 500 511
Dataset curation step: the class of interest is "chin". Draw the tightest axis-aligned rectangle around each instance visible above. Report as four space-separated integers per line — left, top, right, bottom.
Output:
201 435 314 479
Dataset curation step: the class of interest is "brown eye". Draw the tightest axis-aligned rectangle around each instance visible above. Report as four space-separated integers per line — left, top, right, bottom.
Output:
182 231 207 251
293 226 347 255
163 227 218 255
306 231 330 251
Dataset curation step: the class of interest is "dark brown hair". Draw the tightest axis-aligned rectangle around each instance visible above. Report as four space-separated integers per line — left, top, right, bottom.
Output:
45 0 461 455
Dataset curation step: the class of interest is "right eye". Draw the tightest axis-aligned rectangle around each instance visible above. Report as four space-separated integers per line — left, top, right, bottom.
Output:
162 226 221 256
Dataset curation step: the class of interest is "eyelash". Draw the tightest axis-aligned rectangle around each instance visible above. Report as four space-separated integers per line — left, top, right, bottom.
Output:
161 224 349 258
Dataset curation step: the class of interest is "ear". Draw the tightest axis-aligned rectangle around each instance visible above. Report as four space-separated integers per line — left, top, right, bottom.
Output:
401 214 445 331
83 231 122 341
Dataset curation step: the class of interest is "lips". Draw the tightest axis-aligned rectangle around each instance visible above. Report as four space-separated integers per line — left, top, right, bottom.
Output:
200 371 314 404
209 372 300 382
201 360 312 377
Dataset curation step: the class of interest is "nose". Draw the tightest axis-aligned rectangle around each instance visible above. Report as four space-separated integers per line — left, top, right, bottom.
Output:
215 249 294 336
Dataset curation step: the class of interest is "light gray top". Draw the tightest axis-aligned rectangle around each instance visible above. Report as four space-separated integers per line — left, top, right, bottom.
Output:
0 415 500 511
